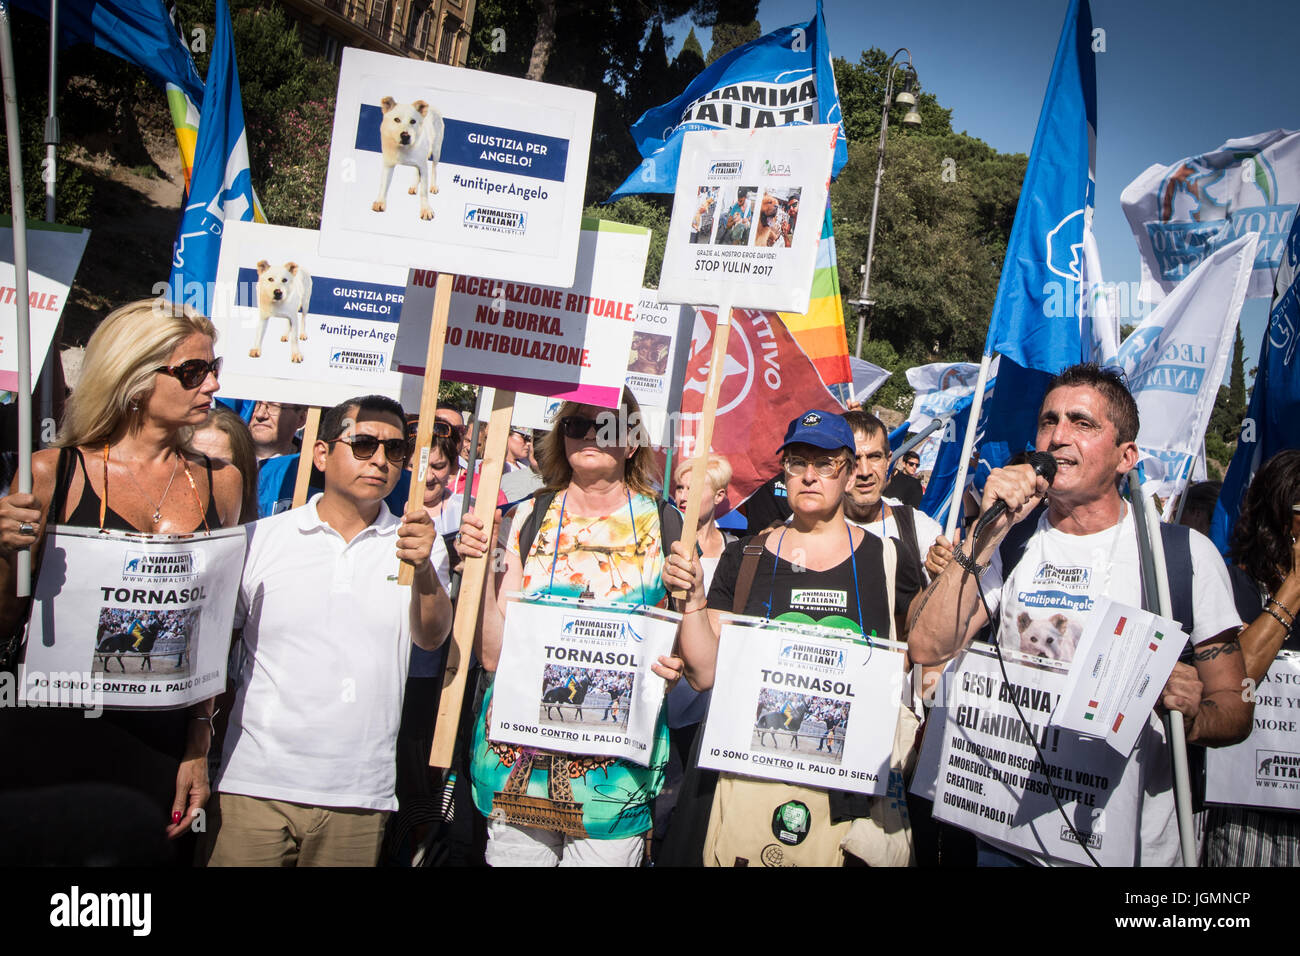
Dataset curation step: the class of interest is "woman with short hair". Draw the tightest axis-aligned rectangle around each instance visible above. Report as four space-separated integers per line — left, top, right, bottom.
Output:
0 298 243 859
661 410 921 866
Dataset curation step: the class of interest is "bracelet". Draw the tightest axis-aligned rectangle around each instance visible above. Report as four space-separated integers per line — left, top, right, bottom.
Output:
682 604 709 614
1266 598 1296 627
1264 606 1293 631
951 545 989 578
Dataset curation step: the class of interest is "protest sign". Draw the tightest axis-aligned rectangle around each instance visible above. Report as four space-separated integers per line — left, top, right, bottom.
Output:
626 291 691 447
510 392 564 433
658 125 838 315
394 218 647 409
1206 652 1300 811
1122 128 1300 303
697 616 904 796
20 526 246 710
0 220 89 393
318 48 594 287
1051 597 1185 757
211 220 420 408
915 644 1136 866
489 598 678 766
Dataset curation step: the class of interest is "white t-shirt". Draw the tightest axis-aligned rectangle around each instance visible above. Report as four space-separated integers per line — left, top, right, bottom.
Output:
216 496 450 812
980 505 1241 866
852 497 945 582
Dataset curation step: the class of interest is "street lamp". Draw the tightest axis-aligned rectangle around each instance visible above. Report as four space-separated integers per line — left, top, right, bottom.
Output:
851 48 921 358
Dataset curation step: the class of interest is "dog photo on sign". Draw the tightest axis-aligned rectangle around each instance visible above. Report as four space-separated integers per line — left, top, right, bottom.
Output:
251 260 312 364
372 96 446 221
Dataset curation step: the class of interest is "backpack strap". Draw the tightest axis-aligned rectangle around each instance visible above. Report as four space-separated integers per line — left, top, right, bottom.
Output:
888 502 924 587
515 489 557 563
732 531 772 615
997 502 1047 576
1156 521 1195 639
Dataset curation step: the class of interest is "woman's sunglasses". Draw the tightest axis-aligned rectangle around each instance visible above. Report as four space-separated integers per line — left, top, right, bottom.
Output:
327 435 412 465
155 357 222 389
560 415 600 439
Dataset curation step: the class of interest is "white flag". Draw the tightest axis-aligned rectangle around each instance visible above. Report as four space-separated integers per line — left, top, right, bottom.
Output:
1081 226 1121 364
1114 233 1259 499
1121 129 1300 304
848 357 891 405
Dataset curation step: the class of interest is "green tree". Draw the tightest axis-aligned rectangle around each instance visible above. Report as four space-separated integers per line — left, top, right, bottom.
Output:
829 51 1024 401
583 195 672 286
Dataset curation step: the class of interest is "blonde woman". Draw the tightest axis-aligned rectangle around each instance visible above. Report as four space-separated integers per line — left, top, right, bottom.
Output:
0 298 243 856
457 387 685 866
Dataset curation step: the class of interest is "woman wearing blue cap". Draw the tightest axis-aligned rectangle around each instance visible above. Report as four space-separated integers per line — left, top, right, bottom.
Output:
660 409 922 866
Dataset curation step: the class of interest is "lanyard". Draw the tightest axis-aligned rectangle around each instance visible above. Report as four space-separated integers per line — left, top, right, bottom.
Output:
766 520 865 634
544 488 647 607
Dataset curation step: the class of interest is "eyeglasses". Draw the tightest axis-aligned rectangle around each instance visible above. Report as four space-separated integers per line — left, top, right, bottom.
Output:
783 455 847 478
253 400 301 417
511 430 532 442
155 357 222 389
431 420 463 439
560 416 600 440
327 435 411 465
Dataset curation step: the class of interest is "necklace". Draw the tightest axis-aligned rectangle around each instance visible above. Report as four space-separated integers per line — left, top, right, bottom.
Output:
119 450 180 525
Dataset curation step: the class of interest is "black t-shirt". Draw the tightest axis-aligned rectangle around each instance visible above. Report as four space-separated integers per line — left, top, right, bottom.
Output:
883 471 924 510
743 474 792 535
707 527 921 637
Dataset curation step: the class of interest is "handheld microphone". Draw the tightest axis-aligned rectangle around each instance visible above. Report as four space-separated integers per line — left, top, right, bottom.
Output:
970 451 1058 543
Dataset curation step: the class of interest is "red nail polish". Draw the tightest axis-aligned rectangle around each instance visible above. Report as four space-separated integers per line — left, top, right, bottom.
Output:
172 811 182 824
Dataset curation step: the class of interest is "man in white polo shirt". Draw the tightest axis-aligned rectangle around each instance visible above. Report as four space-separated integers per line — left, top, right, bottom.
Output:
208 394 453 867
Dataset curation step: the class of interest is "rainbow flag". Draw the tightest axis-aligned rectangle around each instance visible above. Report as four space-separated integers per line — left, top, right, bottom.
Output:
778 202 852 387
167 83 202 194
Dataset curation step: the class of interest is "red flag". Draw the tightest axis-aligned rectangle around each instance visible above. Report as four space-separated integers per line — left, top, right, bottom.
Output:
677 307 842 511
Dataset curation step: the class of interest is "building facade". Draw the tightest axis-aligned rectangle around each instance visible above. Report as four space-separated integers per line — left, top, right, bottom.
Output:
280 0 476 66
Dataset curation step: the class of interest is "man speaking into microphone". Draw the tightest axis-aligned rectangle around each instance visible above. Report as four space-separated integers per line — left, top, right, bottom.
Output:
907 364 1251 866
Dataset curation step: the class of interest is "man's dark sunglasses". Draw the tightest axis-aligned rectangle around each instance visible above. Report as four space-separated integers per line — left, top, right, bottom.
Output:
155 356 222 389
431 420 463 439
328 435 411 464
560 415 600 439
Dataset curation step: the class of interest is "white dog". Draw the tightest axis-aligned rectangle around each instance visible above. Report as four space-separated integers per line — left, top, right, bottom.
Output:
372 97 445 221
1016 612 1082 662
251 260 311 364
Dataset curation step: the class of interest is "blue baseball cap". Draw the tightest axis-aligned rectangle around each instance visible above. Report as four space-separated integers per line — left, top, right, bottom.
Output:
780 410 856 455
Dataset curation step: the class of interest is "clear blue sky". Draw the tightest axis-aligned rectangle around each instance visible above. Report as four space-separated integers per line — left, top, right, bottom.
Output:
668 0 1297 378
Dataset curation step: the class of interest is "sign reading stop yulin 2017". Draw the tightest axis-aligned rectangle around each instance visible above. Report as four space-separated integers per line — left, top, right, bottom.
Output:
657 125 838 315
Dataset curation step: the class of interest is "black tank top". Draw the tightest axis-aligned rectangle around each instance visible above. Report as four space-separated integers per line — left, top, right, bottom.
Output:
56 446 223 531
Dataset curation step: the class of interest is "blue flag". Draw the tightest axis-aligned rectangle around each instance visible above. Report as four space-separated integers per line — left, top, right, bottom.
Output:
1211 214 1300 553
609 0 846 199
165 0 257 315
12 0 203 106
983 0 1096 373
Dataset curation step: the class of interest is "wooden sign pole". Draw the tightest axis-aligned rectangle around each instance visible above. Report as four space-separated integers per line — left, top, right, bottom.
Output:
671 299 732 599
429 387 514 768
291 407 322 509
398 272 455 586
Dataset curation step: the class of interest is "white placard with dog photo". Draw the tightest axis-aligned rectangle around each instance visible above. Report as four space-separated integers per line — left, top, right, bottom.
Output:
696 616 904 796
211 220 421 408
318 49 595 288
489 598 678 766
657 125 838 314
19 526 246 711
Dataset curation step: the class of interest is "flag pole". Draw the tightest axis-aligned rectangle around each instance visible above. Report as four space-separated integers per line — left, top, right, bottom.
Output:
1128 469 1197 866
2 2 34 597
943 352 994 540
